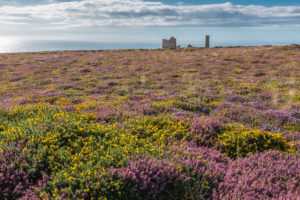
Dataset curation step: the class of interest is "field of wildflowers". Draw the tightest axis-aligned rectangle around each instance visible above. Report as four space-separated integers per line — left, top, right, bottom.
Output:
0 45 299 199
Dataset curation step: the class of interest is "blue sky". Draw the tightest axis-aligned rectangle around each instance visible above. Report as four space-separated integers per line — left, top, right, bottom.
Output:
0 0 299 47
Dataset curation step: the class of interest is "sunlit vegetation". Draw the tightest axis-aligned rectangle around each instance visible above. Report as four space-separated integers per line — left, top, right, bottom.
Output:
0 45 299 199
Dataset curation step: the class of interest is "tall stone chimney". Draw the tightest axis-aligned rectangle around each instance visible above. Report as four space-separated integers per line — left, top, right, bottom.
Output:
205 35 210 48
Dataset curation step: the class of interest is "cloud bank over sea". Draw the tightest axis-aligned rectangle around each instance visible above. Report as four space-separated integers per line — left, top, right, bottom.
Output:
0 0 300 28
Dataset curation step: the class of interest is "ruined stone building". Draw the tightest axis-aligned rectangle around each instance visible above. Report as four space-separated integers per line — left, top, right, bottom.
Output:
162 37 176 49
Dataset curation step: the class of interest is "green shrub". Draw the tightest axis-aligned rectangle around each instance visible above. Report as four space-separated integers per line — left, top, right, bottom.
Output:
124 117 190 142
217 127 294 159
173 98 210 114
0 104 191 198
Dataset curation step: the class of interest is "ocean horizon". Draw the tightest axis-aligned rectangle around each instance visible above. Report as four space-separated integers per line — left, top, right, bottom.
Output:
0 39 298 53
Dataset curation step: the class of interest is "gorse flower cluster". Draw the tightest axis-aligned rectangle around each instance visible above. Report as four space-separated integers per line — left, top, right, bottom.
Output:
0 103 192 199
217 127 295 158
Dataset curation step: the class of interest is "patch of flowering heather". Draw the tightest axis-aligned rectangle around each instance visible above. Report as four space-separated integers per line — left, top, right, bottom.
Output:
191 117 225 147
0 142 46 200
284 132 300 150
284 132 300 142
260 124 282 133
172 110 197 120
263 109 300 127
141 103 168 116
246 101 271 110
225 94 247 103
16 189 45 200
113 145 231 199
174 143 231 199
217 151 300 200
177 144 231 178
256 91 273 101
215 102 262 126
112 155 187 199
90 104 133 123
127 100 171 116
215 102 300 132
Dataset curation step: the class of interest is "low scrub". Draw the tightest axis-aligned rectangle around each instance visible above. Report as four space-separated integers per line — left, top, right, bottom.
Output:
217 127 294 159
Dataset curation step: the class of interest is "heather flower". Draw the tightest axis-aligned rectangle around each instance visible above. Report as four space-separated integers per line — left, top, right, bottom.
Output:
0 142 46 200
112 155 187 199
90 104 130 123
191 117 225 147
177 144 230 179
16 190 41 200
173 143 231 199
263 109 300 127
113 145 231 199
226 94 246 103
218 151 300 200
284 132 300 150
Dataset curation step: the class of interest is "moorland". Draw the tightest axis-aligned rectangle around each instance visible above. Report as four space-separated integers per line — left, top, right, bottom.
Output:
0 45 299 199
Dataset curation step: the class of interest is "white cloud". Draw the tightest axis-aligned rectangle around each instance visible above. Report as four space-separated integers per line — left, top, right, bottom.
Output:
0 0 299 28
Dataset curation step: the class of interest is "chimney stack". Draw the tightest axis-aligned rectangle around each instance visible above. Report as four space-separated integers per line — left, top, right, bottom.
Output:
205 35 210 48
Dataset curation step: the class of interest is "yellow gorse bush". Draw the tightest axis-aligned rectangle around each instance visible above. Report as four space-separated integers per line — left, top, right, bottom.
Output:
217 127 295 159
0 103 190 198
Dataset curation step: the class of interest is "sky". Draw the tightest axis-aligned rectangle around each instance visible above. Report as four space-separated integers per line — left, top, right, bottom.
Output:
1 0 300 6
0 0 299 48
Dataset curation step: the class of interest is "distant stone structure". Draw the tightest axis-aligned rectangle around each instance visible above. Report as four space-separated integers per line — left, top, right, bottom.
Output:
162 37 176 49
205 35 210 48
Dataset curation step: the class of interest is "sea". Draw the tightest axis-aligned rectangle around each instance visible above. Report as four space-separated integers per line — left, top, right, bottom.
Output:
0 39 297 53
0 40 162 53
